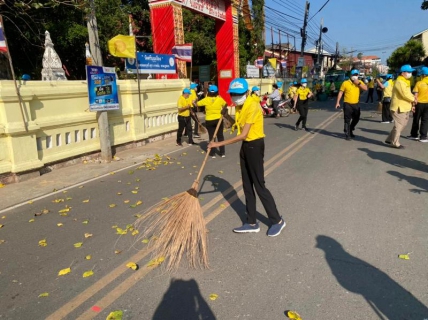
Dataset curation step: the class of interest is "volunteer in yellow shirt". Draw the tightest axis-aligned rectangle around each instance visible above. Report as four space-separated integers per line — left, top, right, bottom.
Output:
208 78 285 237
335 69 368 140
250 86 261 103
188 83 200 138
293 78 313 131
176 88 194 146
376 74 394 123
365 77 375 103
196 85 227 158
385 64 417 149
409 66 428 142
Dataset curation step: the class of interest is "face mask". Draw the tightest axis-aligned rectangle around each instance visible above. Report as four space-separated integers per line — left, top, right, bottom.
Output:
351 76 358 81
404 72 412 79
231 94 247 106
254 90 260 96
302 83 307 87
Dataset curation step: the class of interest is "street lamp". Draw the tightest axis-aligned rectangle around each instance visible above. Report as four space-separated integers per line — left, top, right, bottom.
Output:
316 19 328 77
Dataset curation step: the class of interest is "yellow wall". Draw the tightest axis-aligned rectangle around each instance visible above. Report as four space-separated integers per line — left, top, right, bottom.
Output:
0 78 278 176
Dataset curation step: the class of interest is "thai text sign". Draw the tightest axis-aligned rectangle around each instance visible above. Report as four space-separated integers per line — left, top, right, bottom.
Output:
149 0 226 21
126 53 177 74
86 66 119 112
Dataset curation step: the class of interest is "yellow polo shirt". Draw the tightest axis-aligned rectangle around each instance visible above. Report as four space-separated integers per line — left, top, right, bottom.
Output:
413 77 428 103
390 75 415 112
177 95 191 117
296 87 312 100
288 86 297 98
197 96 226 121
189 89 197 103
250 93 261 103
368 79 375 89
383 79 394 98
238 97 265 141
339 80 363 104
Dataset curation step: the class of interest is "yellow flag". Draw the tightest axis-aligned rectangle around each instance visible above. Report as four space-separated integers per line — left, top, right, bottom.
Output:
268 58 277 70
108 35 136 58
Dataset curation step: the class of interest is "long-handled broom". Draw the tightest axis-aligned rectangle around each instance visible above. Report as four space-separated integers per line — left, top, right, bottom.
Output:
190 108 207 135
134 117 224 271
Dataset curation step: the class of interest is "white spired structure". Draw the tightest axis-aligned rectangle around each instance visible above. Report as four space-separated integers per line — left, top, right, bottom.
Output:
41 31 67 81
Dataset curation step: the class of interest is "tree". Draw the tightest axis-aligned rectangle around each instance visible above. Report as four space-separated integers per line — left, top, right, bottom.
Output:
250 0 265 60
386 40 426 71
422 0 428 10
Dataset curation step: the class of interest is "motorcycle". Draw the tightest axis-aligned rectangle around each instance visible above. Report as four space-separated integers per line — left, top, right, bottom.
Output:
260 95 292 117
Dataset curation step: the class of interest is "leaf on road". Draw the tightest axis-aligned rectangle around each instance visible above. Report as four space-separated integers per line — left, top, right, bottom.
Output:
83 270 94 278
58 208 70 213
28 200 33 204
398 254 410 260
141 239 149 244
58 267 71 276
147 257 165 267
116 228 127 235
209 294 218 301
38 292 49 298
1 216 5 219
218 170 224 174
134 214 142 218
0 183 4 188
84 233 93 238
131 191 138 194
38 239 47 247
287 310 302 320
117 192 122 195
82 219 89 224
124 200 130 204
52 199 64 203
82 199 90 203
66 197 72 201
28 219 35 223
126 262 139 270
135 200 142 206
135 179 140 182
0 224 3 228
85 255 92 260
128 170 134 175
131 230 139 236
74 242 83 248
109 204 117 208
57 223 63 227
79 185 84 189
0 240 5 244
106 310 123 320
114 250 122 254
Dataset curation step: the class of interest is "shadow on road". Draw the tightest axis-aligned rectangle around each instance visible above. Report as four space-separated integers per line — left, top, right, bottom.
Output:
152 278 216 320
199 175 270 227
358 148 428 174
358 127 390 136
316 235 428 319
387 170 428 194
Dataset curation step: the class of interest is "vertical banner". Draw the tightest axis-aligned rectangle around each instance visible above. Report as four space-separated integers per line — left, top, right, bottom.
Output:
86 66 119 112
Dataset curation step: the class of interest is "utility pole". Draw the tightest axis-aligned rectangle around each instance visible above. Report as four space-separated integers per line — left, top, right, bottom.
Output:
87 0 112 162
300 1 310 58
333 42 339 69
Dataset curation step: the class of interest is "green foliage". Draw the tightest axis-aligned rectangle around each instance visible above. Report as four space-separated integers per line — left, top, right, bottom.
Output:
387 40 426 72
251 0 265 59
422 0 428 10
238 16 253 77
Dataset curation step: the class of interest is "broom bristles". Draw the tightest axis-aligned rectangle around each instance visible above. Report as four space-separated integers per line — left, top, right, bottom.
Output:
134 190 208 271
198 123 207 134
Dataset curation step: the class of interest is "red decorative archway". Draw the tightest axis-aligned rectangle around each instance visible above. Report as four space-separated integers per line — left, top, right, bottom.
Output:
149 0 239 103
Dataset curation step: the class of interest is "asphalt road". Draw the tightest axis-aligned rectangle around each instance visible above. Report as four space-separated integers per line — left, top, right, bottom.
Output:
1 96 427 320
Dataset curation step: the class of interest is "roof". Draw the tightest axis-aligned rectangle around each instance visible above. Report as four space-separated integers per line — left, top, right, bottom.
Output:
410 28 428 39
352 55 380 61
306 47 332 56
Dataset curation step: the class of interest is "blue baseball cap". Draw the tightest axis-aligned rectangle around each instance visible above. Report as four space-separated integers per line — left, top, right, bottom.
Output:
301 78 307 83
277 82 283 87
293 81 297 85
386 74 393 79
208 85 218 93
400 64 415 72
420 67 428 75
350 69 359 75
252 86 260 91
228 78 249 94
183 88 191 94
190 83 198 89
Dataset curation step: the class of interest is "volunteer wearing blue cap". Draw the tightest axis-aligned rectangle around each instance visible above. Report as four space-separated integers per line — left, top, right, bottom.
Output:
187 83 200 138
176 89 194 146
335 69 368 140
408 66 428 142
376 74 394 123
195 84 227 158
293 78 313 131
208 78 285 237
250 86 261 103
385 64 417 149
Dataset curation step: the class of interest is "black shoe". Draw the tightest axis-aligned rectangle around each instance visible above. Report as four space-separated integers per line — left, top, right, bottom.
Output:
303 127 310 132
384 140 392 145
345 135 352 141
350 132 355 138
294 125 298 131
393 145 405 149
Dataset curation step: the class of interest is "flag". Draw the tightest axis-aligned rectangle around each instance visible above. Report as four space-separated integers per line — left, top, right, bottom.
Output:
171 43 192 62
255 57 263 69
0 21 7 53
280 60 287 68
268 58 277 70
108 35 136 58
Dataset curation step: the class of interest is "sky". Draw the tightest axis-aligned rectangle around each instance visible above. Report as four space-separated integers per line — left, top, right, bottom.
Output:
263 0 428 65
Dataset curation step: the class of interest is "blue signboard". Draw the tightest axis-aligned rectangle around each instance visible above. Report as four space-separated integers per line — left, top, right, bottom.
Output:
86 66 119 112
126 53 176 74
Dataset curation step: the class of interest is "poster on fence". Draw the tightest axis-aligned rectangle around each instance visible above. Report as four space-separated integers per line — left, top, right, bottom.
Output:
86 66 119 112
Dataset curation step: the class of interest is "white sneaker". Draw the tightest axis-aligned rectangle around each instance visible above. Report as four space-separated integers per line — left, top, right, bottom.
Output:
211 155 216 159
221 155 226 158
406 136 420 141
419 138 428 143
380 121 390 124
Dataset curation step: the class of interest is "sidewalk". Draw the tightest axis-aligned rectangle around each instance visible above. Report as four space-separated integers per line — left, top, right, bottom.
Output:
0 133 197 212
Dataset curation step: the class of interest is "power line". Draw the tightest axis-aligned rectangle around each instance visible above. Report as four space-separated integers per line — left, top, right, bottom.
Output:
308 0 331 22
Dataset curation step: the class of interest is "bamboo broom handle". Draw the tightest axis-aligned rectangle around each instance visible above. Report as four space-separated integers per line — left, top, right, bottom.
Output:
191 116 224 190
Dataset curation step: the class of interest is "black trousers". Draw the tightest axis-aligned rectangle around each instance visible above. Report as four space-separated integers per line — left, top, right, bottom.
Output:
177 115 193 144
296 99 309 128
240 138 281 225
343 103 361 132
184 108 199 135
382 98 393 122
410 102 428 139
366 88 374 103
376 89 383 101
272 100 280 116
206 119 225 156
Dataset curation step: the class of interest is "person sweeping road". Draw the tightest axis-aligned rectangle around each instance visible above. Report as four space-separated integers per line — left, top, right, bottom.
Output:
208 78 285 237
